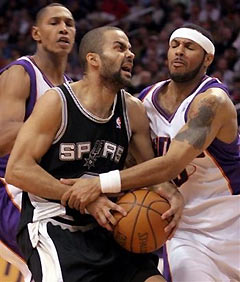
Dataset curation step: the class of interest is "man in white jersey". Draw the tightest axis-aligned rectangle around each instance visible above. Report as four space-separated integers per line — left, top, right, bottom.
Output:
61 23 240 281
0 3 76 280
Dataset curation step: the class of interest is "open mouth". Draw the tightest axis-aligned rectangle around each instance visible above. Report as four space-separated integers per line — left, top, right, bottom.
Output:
57 37 70 46
121 65 132 76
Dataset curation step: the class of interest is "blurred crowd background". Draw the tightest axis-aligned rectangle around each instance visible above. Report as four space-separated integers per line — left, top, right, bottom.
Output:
0 0 240 125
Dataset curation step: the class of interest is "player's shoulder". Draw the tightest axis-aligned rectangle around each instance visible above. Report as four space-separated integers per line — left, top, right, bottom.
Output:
37 87 62 105
193 86 232 109
122 90 144 110
189 85 236 127
0 63 30 80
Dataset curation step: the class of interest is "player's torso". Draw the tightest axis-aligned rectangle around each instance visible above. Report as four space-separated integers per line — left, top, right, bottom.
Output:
20 83 131 228
40 83 131 179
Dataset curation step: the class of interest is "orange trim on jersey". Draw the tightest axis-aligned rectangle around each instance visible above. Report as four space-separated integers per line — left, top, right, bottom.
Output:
0 239 26 263
0 178 21 212
204 150 233 194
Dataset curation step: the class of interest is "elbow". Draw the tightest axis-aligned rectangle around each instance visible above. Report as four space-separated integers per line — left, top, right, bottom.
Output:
0 146 10 158
5 163 21 187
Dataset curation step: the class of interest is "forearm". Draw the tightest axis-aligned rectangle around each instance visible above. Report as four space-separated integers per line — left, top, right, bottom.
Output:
0 121 23 156
5 161 69 200
120 156 178 191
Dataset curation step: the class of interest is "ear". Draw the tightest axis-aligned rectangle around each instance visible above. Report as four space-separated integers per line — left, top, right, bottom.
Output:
204 53 214 68
86 53 100 68
32 26 41 43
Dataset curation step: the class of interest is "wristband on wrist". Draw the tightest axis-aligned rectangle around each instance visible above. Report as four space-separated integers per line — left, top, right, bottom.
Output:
99 170 121 193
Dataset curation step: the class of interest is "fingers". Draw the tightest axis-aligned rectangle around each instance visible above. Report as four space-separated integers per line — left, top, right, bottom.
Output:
163 209 181 235
60 178 77 185
61 190 72 206
112 203 127 217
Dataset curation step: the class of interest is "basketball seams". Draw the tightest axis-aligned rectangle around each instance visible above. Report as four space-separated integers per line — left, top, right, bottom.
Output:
113 189 171 253
130 190 150 252
146 207 158 250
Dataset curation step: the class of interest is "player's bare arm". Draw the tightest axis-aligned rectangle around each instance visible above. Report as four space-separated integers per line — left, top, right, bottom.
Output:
61 92 184 230
60 94 154 209
120 88 237 189
5 89 70 200
176 88 238 149
125 93 184 232
62 87 235 213
125 92 155 163
0 66 30 156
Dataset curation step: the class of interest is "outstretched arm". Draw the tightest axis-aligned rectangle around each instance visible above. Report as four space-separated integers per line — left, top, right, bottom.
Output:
120 88 237 189
60 88 237 211
61 93 184 229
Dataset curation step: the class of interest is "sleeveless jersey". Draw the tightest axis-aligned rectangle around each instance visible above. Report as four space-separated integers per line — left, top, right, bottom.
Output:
19 83 131 230
0 56 70 177
139 76 240 281
0 56 70 271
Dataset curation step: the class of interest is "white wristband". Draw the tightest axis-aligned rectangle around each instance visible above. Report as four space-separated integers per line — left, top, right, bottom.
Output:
99 170 121 193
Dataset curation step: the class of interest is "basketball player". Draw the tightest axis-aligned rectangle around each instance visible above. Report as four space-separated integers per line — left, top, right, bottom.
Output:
0 3 76 280
5 26 171 282
58 24 240 281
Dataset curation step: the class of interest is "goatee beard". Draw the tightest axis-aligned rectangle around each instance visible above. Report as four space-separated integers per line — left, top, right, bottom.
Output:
169 56 205 83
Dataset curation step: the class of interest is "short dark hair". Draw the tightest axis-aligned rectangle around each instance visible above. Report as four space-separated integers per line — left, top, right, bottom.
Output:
79 26 122 72
182 23 214 44
35 3 67 25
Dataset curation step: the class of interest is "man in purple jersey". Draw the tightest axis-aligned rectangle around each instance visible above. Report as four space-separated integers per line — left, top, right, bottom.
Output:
0 3 76 280
58 23 240 281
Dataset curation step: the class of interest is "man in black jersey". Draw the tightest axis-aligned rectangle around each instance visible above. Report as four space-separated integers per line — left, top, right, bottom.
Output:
5 26 182 282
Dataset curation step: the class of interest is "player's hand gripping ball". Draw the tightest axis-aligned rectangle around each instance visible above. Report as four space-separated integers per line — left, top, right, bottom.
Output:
113 189 171 253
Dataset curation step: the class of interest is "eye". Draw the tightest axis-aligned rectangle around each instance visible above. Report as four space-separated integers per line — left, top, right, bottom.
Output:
66 20 74 27
171 43 178 49
170 40 179 48
186 44 195 50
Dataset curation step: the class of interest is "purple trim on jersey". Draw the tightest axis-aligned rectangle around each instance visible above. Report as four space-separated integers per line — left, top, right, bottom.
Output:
28 57 72 86
162 245 172 282
28 57 55 87
184 77 229 122
0 179 22 257
152 82 174 122
138 84 154 101
207 136 240 195
0 58 37 120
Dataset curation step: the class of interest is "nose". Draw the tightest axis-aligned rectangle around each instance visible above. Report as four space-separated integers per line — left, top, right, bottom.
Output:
175 44 185 56
126 49 135 60
59 21 68 34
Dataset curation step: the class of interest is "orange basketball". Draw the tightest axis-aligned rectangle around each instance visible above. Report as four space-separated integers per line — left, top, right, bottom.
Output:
113 189 171 253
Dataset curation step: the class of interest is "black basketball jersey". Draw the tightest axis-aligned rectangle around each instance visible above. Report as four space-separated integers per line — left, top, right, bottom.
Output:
18 83 131 230
40 82 131 179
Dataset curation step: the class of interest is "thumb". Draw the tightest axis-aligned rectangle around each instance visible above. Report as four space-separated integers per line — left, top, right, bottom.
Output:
60 178 77 185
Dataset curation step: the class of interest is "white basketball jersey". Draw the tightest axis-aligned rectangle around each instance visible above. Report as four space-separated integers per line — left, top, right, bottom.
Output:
140 76 240 281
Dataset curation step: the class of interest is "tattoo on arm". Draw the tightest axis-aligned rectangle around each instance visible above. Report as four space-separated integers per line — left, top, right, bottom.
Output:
174 97 218 150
